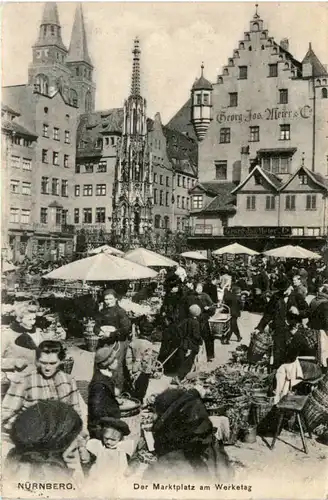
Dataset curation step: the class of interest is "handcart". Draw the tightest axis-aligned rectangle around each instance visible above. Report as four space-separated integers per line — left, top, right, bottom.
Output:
208 304 231 339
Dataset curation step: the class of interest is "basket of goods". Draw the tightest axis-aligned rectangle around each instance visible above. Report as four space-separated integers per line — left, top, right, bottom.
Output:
247 330 273 364
208 305 231 338
303 374 328 431
1 373 10 400
61 356 75 374
83 319 98 352
141 349 163 380
250 390 275 426
117 393 141 418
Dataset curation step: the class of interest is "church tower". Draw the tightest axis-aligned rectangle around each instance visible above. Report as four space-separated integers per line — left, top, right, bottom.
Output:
66 3 95 113
112 38 153 243
28 2 70 95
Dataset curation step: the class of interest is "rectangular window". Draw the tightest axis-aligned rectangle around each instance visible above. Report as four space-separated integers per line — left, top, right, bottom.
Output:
182 197 185 209
160 175 163 185
249 126 260 142
53 127 59 140
97 160 107 173
83 184 93 196
265 195 276 210
261 156 291 174
75 185 80 196
64 154 69 168
74 208 80 224
75 164 80 174
22 158 32 170
187 178 190 189
308 227 320 237
215 160 228 180
192 195 203 209
11 155 20 169
280 124 290 140
187 197 190 210
10 208 19 223
85 163 94 173
166 176 169 187
196 94 202 105
178 175 181 187
299 174 308 185
55 208 62 225
269 64 278 77
42 149 48 163
220 128 231 144
52 178 59 195
41 176 49 194
61 180 68 197
22 182 31 195
306 194 317 210
153 188 157 204
10 180 19 193
165 192 169 206
279 89 288 104
183 177 186 188
96 184 106 196
53 151 59 165
203 93 209 105
42 123 49 137
64 130 70 144
83 208 92 224
292 227 304 236
95 207 106 223
61 209 68 225
154 215 161 229
177 217 180 231
246 195 256 210
229 92 238 107
21 209 30 224
40 207 48 224
285 194 296 211
239 66 248 79
177 195 180 208
160 190 163 206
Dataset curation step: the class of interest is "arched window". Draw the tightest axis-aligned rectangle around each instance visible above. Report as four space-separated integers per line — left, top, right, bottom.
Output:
272 47 278 54
85 91 92 112
261 45 265 50
154 215 161 229
239 42 245 50
322 88 328 99
70 89 78 107
248 46 252 51
223 68 229 75
217 77 223 84
252 22 259 31
35 74 49 95
316 79 321 86
164 216 170 229
284 62 289 70
234 50 239 58
323 79 327 85
245 33 250 41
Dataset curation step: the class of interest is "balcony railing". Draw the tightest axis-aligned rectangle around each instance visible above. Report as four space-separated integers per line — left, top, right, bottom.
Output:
190 225 225 236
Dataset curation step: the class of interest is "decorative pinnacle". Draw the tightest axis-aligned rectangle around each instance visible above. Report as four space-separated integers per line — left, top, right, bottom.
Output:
301 153 305 167
201 62 204 76
131 36 141 97
254 3 260 19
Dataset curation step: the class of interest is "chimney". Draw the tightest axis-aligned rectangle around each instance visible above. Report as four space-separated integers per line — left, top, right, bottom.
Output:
240 146 250 181
280 38 289 52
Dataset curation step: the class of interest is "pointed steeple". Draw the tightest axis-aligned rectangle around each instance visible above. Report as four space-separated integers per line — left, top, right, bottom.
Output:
34 2 67 51
67 3 92 66
130 37 141 97
302 42 328 77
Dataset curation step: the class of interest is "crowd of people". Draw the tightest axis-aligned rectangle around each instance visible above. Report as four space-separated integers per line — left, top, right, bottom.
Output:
1 253 328 492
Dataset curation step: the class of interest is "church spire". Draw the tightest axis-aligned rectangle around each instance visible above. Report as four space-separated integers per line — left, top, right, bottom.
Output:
34 2 67 51
67 3 93 66
130 37 141 97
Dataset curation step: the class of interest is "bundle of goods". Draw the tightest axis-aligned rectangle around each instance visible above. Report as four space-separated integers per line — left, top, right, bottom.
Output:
129 347 163 380
303 373 328 432
228 345 249 365
119 298 154 319
117 393 141 417
247 329 273 365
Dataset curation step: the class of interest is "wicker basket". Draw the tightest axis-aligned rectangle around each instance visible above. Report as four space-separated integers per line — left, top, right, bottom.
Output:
61 357 75 374
251 397 274 425
303 394 328 431
85 335 99 352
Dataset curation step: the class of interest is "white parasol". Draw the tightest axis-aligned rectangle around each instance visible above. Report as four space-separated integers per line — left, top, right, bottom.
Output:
212 243 259 256
88 245 124 256
264 245 321 260
180 251 208 261
124 247 177 268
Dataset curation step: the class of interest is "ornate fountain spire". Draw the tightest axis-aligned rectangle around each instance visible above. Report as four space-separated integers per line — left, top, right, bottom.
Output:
130 37 141 97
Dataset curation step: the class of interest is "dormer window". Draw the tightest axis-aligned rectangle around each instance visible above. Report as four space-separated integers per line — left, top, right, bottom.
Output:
299 174 308 185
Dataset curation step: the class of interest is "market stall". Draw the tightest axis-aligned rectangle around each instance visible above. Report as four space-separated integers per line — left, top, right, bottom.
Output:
264 245 322 260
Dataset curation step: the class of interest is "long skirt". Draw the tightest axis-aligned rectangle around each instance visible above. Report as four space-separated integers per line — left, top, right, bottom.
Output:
112 339 130 393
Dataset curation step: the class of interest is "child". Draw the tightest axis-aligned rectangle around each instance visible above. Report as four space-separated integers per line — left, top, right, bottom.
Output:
86 417 135 484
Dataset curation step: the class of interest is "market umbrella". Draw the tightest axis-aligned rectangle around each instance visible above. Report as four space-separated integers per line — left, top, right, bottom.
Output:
294 246 321 260
43 252 158 281
180 251 208 261
2 261 17 273
264 245 321 259
124 247 178 268
88 245 124 256
212 243 259 256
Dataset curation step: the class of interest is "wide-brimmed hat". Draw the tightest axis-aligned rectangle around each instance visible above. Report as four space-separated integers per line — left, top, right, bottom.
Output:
95 342 120 366
99 417 130 436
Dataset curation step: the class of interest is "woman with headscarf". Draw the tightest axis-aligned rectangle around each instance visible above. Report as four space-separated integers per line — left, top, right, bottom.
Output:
94 289 132 392
142 388 233 482
4 400 82 483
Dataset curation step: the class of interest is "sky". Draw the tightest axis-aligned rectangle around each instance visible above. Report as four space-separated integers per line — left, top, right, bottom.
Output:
2 2 328 124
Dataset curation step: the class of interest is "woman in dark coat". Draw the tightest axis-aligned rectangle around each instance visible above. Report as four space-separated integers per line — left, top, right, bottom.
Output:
94 289 132 392
143 388 233 482
254 277 291 369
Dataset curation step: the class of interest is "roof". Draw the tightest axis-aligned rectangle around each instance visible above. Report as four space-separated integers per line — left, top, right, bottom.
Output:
1 104 20 116
67 3 92 66
2 85 37 134
41 2 60 26
192 75 213 91
162 125 198 176
231 166 282 194
166 98 197 141
191 181 235 196
34 2 67 51
281 165 328 191
199 183 236 214
1 119 38 138
302 44 328 77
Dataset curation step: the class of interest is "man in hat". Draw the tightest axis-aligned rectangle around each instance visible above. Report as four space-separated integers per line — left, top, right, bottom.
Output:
222 285 242 344
88 343 122 440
